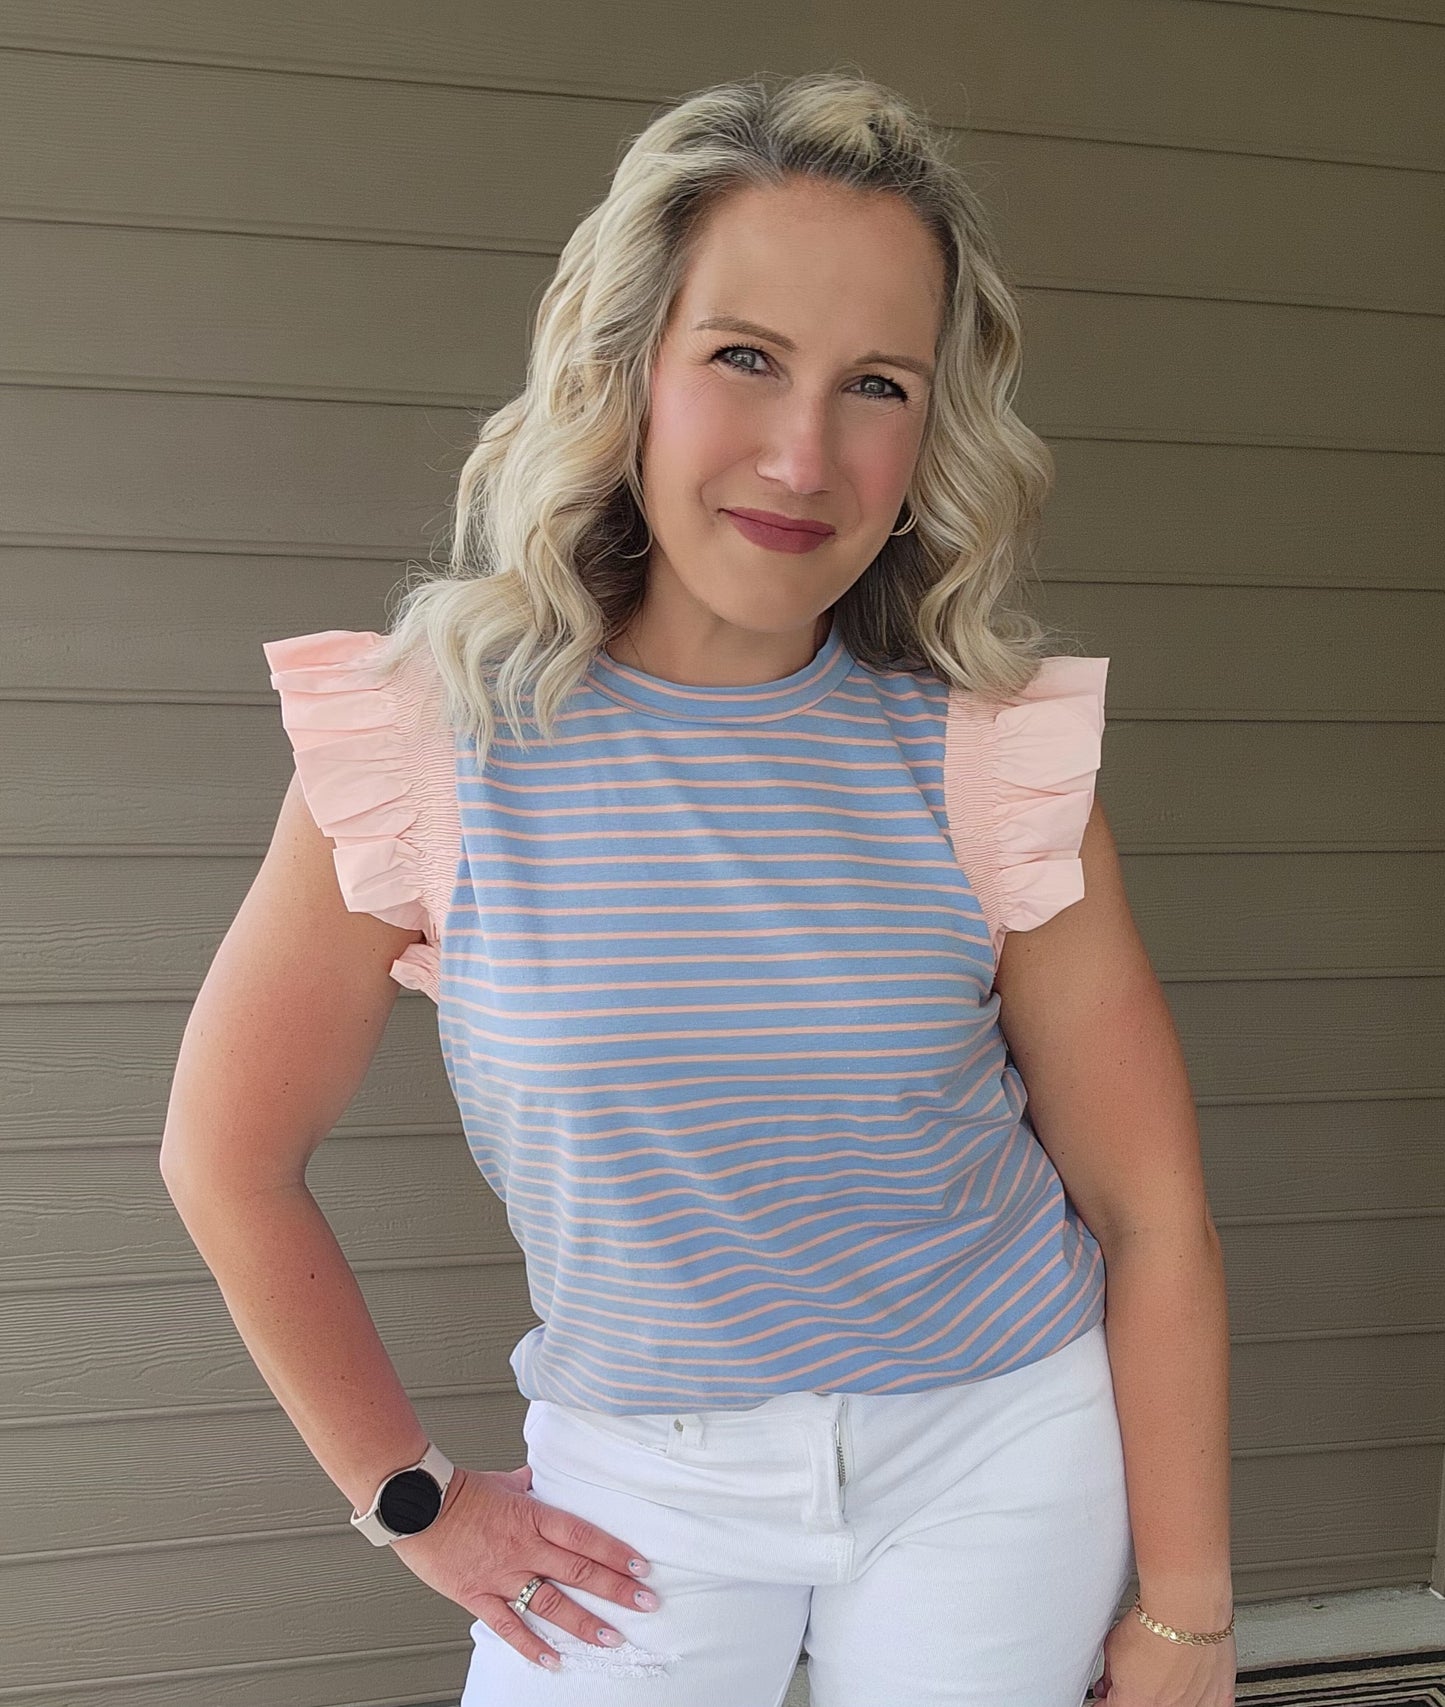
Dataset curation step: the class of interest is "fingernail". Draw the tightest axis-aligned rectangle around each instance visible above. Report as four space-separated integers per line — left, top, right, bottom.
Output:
539 1653 560 1671
628 1557 650 1576
634 1588 659 1610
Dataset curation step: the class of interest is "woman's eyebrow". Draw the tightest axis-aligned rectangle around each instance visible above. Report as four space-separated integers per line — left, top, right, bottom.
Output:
693 314 934 384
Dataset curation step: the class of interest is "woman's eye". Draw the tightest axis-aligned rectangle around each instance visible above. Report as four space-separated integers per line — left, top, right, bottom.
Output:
710 344 908 403
713 344 770 377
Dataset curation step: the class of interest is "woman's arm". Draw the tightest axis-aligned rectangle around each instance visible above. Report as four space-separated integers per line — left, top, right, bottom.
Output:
1091 1217 1233 1629
992 797 1233 1631
158 771 446 1521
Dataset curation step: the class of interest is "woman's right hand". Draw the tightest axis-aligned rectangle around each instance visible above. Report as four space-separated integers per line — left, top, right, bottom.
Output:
390 1463 661 1671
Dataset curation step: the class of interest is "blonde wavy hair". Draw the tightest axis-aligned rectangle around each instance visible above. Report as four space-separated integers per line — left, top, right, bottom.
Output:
377 66 1075 769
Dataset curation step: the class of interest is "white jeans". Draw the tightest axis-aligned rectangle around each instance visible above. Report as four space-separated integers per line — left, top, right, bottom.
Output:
462 1320 1134 1706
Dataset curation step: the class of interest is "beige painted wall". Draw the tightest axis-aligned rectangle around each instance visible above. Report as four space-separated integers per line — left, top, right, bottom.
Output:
1 5 1440 1702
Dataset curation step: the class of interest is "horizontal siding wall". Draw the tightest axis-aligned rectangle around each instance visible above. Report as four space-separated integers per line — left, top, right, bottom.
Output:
0 4 1440 1703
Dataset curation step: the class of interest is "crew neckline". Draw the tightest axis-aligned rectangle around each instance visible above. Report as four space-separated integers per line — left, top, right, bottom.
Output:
587 615 854 725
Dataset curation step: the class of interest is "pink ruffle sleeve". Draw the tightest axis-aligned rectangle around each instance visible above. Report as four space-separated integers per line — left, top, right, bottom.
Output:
942 656 1109 966
260 629 462 1003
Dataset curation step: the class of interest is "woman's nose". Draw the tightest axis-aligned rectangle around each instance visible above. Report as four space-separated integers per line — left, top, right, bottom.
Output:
754 400 837 493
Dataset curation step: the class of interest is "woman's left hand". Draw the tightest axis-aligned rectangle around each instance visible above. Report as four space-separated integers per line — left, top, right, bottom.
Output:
1090 1606 1236 1704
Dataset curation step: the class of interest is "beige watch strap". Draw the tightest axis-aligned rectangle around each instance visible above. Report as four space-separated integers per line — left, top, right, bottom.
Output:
349 1441 455 1546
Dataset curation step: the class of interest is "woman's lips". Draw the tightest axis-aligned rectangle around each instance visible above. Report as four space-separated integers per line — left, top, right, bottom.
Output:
723 509 835 554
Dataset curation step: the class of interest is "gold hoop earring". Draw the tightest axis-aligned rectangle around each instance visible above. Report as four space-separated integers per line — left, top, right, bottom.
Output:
889 503 917 537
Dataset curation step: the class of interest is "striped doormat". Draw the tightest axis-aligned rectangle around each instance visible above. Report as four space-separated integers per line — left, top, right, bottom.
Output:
1231 1647 1445 1702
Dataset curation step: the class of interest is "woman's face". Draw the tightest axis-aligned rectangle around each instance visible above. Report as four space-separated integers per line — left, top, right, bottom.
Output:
637 177 945 643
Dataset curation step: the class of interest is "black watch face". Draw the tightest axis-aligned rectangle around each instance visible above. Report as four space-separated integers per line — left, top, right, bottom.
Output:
378 1468 442 1535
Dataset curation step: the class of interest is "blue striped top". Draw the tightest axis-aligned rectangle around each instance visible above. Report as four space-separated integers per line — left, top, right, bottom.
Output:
432 616 1108 1413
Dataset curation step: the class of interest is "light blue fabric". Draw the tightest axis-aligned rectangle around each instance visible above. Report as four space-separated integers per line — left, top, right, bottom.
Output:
437 616 1106 1414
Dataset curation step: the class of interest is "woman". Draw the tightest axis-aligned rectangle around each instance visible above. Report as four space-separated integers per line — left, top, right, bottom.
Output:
162 70 1235 1706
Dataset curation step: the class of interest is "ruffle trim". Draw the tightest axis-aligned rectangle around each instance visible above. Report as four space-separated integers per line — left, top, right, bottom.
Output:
262 628 441 1000
990 655 1109 940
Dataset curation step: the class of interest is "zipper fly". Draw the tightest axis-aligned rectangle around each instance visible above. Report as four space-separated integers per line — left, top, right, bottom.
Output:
833 1415 847 1487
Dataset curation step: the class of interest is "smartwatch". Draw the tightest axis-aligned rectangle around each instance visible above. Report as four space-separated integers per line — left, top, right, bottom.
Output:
349 1441 455 1546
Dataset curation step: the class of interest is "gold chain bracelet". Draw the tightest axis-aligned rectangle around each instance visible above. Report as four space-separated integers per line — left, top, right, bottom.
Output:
1130 1594 1235 1646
